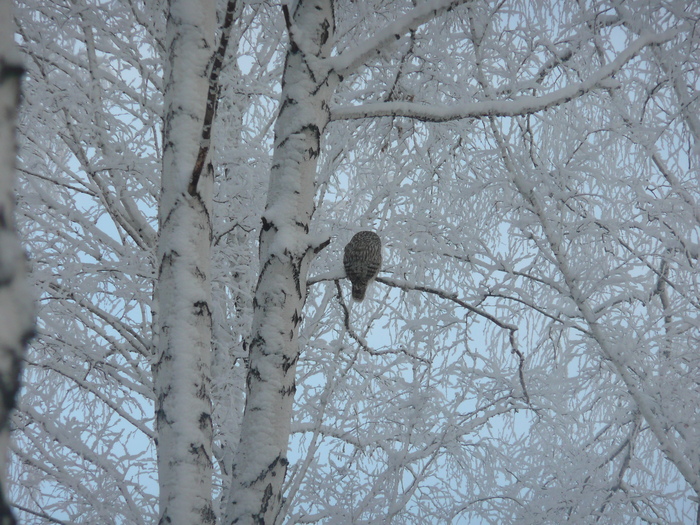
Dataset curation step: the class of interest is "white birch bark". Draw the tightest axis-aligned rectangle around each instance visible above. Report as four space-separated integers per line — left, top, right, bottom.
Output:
153 1 217 523
0 1 33 523
223 1 335 523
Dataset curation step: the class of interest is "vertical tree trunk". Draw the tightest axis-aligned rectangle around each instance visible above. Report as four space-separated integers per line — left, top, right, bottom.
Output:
223 1 335 523
0 2 33 524
153 1 217 523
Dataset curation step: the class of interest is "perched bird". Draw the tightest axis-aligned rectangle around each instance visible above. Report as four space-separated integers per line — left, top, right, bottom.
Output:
343 231 382 302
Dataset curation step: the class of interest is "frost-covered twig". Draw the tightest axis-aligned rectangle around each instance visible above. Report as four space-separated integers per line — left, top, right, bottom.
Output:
332 29 677 122
334 279 431 365
327 0 471 79
376 276 517 332
11 503 74 525
376 276 529 401
47 282 150 358
498 113 700 498
335 279 373 354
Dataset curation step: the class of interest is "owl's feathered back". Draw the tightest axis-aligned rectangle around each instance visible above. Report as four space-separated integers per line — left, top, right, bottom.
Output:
343 231 382 301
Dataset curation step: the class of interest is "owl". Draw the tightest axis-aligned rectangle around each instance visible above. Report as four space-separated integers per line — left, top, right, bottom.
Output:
344 231 382 302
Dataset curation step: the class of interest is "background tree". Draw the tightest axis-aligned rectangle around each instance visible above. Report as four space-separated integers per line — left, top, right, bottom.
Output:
11 0 700 524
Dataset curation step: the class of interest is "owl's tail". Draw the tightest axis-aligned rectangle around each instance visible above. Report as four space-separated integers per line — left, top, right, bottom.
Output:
351 283 366 301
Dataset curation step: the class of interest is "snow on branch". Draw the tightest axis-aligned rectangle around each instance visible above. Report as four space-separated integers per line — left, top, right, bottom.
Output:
376 276 530 403
376 276 516 331
47 282 150 358
331 28 678 122
333 280 430 365
326 0 471 79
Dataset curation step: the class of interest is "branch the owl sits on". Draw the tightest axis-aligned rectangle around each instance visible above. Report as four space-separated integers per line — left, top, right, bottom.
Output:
343 231 382 302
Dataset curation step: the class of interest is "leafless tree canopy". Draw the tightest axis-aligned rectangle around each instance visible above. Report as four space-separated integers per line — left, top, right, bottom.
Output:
10 0 700 523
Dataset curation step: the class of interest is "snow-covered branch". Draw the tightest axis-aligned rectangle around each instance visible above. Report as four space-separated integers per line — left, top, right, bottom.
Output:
332 29 678 122
377 276 529 402
327 0 471 79
376 276 517 332
498 108 700 499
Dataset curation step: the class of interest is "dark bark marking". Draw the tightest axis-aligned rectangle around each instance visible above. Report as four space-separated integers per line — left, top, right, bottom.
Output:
281 4 298 53
252 483 274 525
291 257 302 297
281 352 298 373
279 383 296 397
157 250 179 278
275 128 296 150
193 300 211 318
246 364 262 390
196 380 208 400
189 442 211 465
199 411 211 430
194 266 207 282
299 123 321 157
252 455 286 483
0 62 25 85
199 505 216 525
277 97 294 120
153 341 173 365
0 267 12 288
320 19 330 46
321 98 331 121
155 406 170 427
0 347 23 425
312 236 331 255
249 334 264 351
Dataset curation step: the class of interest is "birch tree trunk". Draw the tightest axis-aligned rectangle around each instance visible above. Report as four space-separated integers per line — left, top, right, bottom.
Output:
0 2 33 523
223 1 335 522
153 1 217 523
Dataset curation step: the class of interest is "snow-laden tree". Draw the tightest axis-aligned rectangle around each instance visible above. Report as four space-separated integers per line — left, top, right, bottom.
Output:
11 0 700 523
